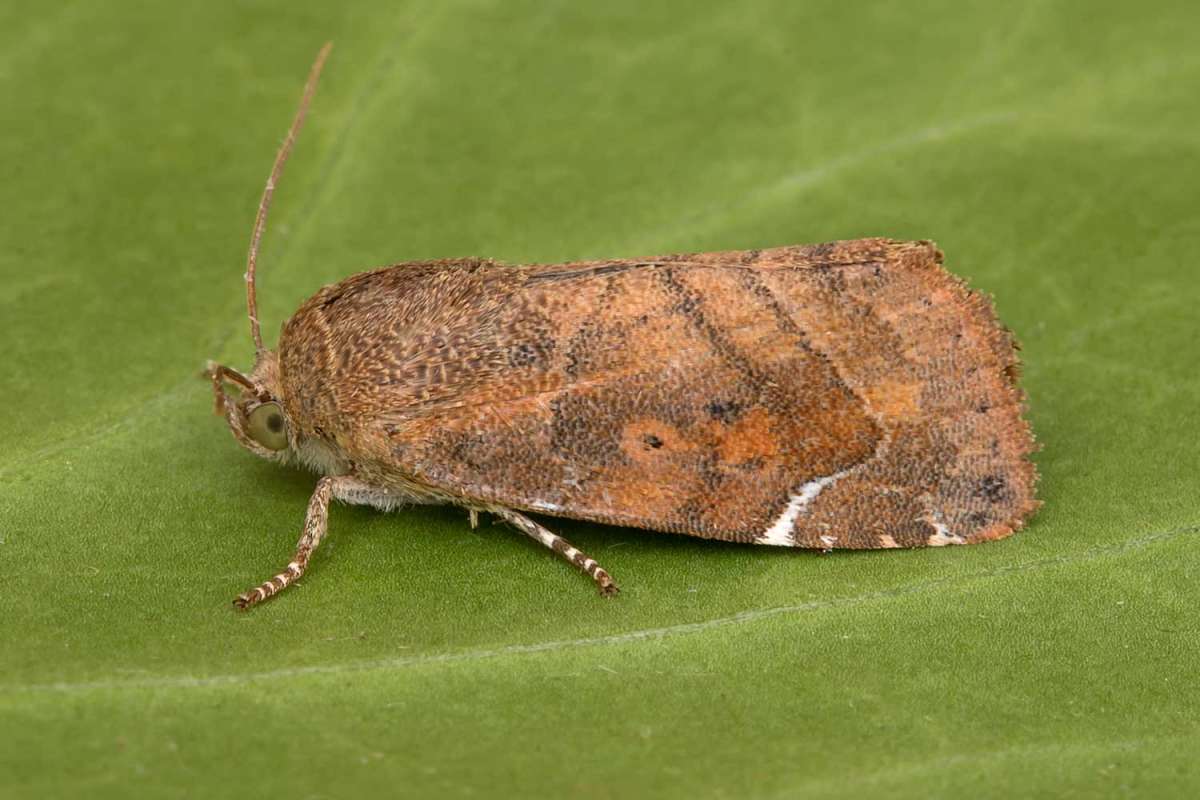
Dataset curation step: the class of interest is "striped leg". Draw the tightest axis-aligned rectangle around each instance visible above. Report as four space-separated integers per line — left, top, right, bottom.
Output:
489 506 619 597
234 476 339 610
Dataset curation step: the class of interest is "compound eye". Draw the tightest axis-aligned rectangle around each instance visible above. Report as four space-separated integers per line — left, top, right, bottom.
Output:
246 402 289 451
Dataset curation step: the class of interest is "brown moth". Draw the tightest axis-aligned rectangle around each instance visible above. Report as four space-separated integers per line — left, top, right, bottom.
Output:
207 45 1039 609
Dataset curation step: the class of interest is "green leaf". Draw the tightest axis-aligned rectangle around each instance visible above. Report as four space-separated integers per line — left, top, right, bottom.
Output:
2 1 1198 797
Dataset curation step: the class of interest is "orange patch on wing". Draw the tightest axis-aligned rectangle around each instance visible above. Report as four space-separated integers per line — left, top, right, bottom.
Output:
593 475 693 520
717 406 779 465
861 379 923 420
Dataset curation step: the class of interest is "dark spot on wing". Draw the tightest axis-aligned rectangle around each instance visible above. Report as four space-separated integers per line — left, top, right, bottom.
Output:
508 342 538 367
975 474 1007 503
642 433 664 450
706 399 743 423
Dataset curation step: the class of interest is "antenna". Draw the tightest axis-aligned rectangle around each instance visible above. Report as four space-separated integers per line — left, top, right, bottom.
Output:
245 42 332 354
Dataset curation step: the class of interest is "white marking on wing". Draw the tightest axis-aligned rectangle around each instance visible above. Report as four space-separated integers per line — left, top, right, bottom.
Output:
756 471 848 546
927 521 966 546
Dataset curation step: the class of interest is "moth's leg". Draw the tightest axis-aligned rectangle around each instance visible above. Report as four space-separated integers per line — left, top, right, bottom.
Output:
234 475 342 610
489 506 618 597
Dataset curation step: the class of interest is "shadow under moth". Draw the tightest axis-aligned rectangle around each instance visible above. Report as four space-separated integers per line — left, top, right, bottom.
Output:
207 44 1039 609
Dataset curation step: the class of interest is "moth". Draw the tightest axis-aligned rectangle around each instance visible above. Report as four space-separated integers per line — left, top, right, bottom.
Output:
208 45 1038 609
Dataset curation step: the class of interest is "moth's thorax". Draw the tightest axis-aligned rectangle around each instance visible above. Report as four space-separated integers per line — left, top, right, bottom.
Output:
275 258 515 441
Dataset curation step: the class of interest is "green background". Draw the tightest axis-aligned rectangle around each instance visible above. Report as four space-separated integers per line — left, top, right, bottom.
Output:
2 1 1197 797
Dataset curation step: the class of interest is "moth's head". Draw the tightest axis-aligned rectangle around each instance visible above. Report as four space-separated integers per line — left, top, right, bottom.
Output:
205 352 293 462
205 44 331 463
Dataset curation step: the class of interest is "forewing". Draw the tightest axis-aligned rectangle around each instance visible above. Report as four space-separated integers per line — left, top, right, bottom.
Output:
335 240 1036 548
